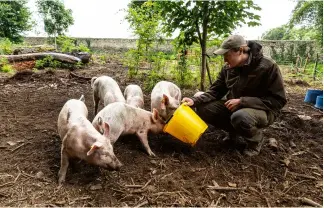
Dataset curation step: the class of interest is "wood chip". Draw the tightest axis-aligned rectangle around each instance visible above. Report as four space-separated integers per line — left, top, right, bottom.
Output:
228 182 237 187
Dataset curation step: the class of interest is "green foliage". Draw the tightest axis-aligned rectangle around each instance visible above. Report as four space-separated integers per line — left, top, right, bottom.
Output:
56 36 91 53
143 68 165 92
35 55 61 69
157 1 261 45
125 1 164 75
0 58 15 73
56 36 76 52
36 0 74 37
262 25 288 40
1 64 14 73
123 49 142 77
78 43 90 53
155 0 261 90
0 0 32 43
289 1 323 45
262 25 318 41
0 38 14 55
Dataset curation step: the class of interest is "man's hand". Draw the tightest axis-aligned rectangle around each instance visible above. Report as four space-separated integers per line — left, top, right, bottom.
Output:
225 99 241 111
182 97 194 106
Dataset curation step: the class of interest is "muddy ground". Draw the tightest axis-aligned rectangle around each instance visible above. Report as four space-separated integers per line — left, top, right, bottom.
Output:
0 60 322 207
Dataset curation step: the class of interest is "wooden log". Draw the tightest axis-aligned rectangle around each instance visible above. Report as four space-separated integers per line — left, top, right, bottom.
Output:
0 52 81 64
12 45 55 55
66 52 92 64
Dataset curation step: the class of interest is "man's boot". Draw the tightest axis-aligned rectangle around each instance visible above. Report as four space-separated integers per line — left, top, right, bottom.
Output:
223 132 247 148
243 131 265 156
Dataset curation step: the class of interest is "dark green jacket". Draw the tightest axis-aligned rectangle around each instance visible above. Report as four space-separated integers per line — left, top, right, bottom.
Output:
192 41 287 118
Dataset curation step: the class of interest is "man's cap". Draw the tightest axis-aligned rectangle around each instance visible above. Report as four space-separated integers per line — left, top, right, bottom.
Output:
213 35 247 55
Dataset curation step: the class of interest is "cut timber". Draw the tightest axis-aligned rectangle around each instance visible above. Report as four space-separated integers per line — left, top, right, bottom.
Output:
0 52 81 64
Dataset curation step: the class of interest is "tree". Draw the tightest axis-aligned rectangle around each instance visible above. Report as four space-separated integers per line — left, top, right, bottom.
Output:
156 1 261 90
36 0 74 49
125 1 164 76
262 25 289 40
0 0 32 43
289 0 323 45
262 25 317 41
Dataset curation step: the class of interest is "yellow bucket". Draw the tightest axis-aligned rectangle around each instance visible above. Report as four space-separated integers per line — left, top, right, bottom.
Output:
163 103 208 146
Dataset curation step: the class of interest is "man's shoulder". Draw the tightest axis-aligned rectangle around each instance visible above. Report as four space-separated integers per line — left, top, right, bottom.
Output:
258 56 278 70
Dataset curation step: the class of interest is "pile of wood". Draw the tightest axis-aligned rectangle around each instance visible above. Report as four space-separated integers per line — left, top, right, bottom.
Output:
0 45 91 66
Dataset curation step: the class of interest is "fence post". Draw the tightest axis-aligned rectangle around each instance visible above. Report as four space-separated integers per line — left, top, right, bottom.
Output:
313 53 319 81
295 54 300 73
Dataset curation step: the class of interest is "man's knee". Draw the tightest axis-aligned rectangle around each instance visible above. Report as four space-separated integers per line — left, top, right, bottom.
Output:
230 109 257 137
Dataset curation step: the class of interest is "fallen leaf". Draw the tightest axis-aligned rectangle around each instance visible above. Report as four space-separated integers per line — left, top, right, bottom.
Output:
268 138 278 150
7 141 17 146
315 181 323 188
248 187 258 193
281 158 290 167
289 140 296 148
36 171 44 179
228 182 237 187
55 200 66 205
90 184 102 191
297 115 312 121
150 160 157 165
283 181 289 189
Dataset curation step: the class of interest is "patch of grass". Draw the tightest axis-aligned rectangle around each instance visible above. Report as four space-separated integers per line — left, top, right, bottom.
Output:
0 38 14 55
1 64 15 73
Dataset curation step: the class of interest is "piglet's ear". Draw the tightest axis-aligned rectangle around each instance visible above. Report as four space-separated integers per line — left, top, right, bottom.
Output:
87 141 103 156
103 122 110 137
162 94 169 105
151 108 159 123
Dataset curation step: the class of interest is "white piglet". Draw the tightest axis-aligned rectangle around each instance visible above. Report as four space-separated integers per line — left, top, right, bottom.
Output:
57 95 122 185
124 84 144 108
91 76 126 115
92 102 165 156
151 81 181 121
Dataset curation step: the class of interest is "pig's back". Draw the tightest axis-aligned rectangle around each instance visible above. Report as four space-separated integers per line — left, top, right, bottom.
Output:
97 76 125 103
125 85 143 98
57 99 88 139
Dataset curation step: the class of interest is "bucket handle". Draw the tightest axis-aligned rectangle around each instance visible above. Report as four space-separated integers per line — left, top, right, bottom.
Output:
165 114 174 124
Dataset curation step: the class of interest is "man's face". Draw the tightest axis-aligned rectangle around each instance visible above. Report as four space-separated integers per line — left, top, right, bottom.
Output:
223 49 242 68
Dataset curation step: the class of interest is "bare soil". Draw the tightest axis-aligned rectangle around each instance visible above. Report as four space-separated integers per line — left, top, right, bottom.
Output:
0 61 322 207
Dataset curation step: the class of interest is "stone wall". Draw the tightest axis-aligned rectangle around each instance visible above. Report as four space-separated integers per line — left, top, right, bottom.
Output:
24 37 322 63
23 37 174 51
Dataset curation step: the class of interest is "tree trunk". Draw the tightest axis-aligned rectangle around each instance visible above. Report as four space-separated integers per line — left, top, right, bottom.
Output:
0 52 82 64
201 41 207 91
200 2 210 91
54 32 57 51
313 53 319 81
206 59 212 85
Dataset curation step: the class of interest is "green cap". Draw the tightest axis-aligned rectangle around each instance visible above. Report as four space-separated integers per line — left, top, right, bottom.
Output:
213 35 247 55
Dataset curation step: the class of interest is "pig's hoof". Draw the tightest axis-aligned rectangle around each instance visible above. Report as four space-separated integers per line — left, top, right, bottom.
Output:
57 184 63 190
148 151 156 157
58 178 65 186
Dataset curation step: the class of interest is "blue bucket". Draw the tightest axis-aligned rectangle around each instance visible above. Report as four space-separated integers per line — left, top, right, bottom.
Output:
304 89 323 104
315 95 323 109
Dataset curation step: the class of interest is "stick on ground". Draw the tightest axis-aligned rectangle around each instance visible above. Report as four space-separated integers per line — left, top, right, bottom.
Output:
298 197 321 207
